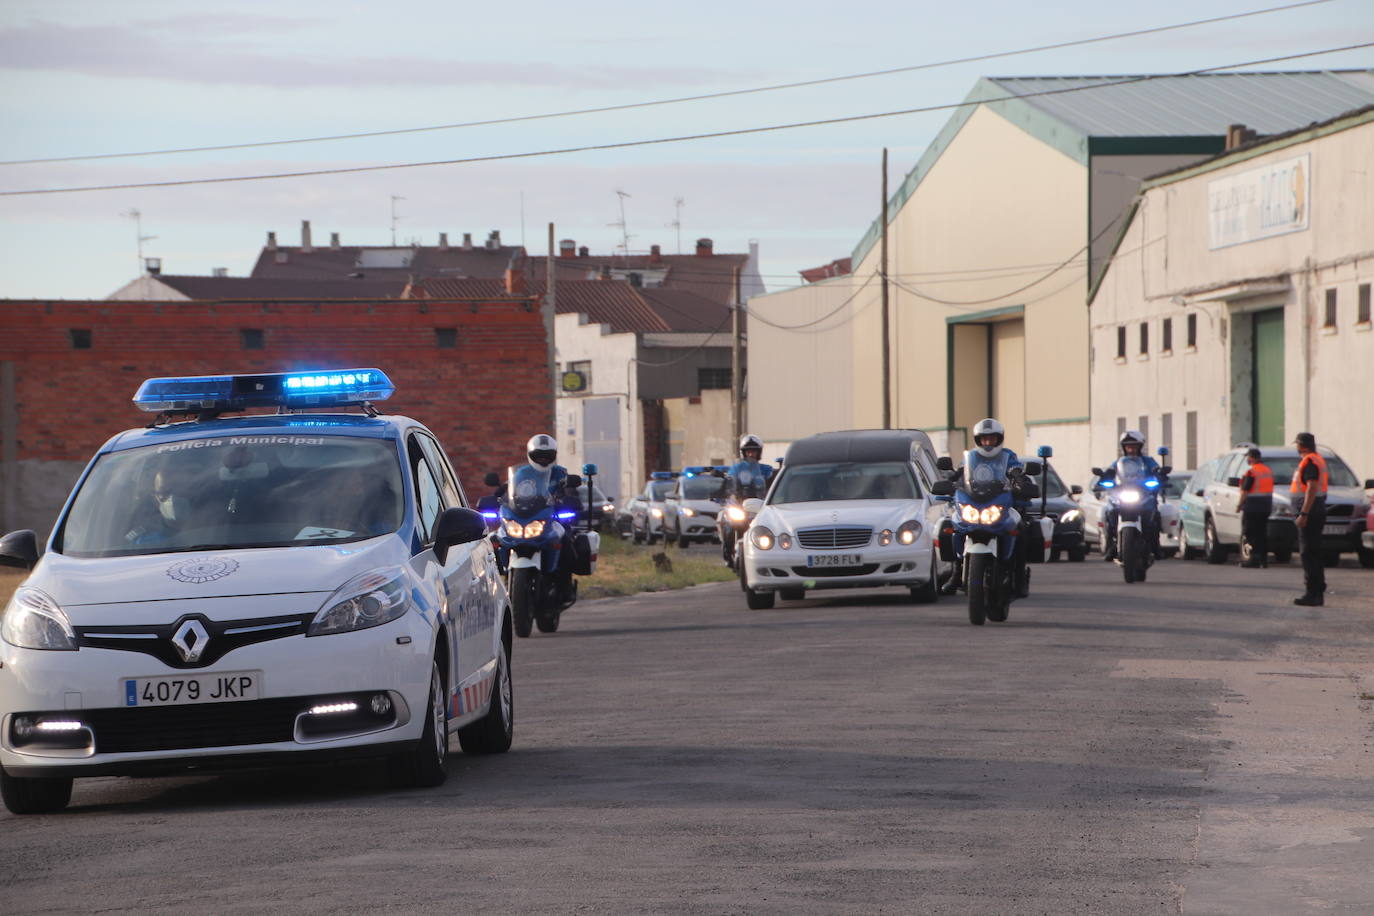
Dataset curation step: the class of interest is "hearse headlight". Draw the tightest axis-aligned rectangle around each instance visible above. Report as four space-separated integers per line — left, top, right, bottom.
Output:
751 526 775 550
1 588 77 651
309 567 412 636
897 520 922 545
878 529 893 546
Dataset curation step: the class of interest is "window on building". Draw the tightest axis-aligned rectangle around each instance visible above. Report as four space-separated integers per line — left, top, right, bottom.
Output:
1116 326 1126 359
1186 411 1198 470
1161 413 1173 453
1358 284 1371 325
1116 417 1126 439
435 327 457 348
1137 416 1149 443
698 367 732 390
1139 322 1149 355
1324 288 1337 327
1162 317 1173 352
569 360 592 391
69 329 92 350
240 328 265 350
1187 313 1198 348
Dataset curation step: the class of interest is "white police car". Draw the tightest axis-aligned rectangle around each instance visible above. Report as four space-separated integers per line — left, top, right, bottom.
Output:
0 369 513 814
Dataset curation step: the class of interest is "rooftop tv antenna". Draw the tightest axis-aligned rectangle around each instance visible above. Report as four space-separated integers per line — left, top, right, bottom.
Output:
670 197 685 254
120 208 157 275
390 194 406 246
609 190 634 260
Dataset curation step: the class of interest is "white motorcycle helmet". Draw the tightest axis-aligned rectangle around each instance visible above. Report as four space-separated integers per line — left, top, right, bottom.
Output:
1119 429 1145 455
739 433 763 461
527 433 558 469
972 418 1005 459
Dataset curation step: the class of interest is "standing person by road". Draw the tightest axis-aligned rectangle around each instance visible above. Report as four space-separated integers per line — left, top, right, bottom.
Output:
1235 447 1273 568
1291 432 1329 606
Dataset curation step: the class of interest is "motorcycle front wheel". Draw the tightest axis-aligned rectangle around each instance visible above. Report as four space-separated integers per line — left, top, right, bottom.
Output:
1120 527 1140 584
966 552 990 626
511 566 538 637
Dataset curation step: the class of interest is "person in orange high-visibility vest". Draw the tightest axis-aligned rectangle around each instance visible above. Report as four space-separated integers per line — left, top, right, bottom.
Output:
1235 447 1274 568
1291 432 1329 606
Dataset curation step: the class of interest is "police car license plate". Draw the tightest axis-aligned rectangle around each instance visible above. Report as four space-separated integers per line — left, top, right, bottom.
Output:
124 671 260 707
807 554 861 568
1322 523 1346 535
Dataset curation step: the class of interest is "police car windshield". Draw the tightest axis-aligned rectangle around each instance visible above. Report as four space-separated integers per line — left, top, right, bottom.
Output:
649 480 674 499
771 462 917 504
1263 455 1358 488
681 476 726 499
57 435 404 558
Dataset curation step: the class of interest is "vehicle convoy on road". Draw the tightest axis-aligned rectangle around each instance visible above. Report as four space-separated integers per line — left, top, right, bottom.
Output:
738 429 953 609
0 369 513 815
717 434 776 569
1177 444 1372 567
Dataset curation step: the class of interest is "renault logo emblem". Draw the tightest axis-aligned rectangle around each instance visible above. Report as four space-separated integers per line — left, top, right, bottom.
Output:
171 619 210 663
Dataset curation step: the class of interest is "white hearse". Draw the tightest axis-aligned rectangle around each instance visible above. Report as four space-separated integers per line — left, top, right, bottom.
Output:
738 429 954 608
0 369 513 814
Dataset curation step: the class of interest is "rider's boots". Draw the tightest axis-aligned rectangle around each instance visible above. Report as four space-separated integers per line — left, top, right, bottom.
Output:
940 557 962 595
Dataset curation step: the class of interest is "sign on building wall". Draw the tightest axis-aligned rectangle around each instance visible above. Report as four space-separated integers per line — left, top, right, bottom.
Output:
1208 153 1310 250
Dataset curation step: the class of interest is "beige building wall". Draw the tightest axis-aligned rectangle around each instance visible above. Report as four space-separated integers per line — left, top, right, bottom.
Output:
553 312 641 501
1091 115 1374 478
663 389 735 467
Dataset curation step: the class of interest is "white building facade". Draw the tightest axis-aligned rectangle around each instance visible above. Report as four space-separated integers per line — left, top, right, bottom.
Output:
1090 108 1374 478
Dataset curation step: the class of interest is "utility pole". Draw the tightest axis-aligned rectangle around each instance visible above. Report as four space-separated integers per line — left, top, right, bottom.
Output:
880 148 892 430
731 266 743 445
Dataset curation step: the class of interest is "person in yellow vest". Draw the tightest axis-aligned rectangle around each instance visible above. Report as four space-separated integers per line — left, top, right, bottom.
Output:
1291 432 1329 606
1235 447 1274 568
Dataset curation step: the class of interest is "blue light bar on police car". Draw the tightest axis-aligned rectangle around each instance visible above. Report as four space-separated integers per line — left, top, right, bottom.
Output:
133 368 395 413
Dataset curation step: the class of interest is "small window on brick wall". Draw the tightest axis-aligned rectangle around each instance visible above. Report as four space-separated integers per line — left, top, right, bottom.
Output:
1358 284 1371 325
1324 289 1337 327
69 329 92 349
1116 326 1126 359
241 328 265 349
435 328 457 348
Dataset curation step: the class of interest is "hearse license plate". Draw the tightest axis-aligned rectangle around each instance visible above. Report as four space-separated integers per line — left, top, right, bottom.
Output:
124 671 261 707
807 554 861 568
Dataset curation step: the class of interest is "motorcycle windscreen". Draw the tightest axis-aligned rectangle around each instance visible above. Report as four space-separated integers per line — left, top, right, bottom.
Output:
965 452 1010 502
508 464 551 516
1116 456 1148 483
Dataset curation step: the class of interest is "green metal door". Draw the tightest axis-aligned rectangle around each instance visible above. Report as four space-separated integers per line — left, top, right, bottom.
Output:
1251 309 1285 446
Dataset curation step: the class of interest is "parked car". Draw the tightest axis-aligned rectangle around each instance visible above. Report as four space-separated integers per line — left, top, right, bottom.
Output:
628 472 678 544
738 429 954 608
1018 452 1087 562
1178 446 1372 567
662 470 729 547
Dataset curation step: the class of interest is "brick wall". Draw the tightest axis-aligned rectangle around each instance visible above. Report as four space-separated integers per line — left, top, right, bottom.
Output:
0 297 551 532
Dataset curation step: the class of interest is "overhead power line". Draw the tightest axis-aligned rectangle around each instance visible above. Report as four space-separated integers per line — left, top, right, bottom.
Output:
0 0 1335 166
3 42 1369 197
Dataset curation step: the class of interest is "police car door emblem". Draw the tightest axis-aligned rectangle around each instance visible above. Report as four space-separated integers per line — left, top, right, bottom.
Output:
167 557 240 584
171 619 210 663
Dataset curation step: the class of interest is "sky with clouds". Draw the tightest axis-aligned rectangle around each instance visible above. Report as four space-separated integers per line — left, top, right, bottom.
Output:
1 0 1370 298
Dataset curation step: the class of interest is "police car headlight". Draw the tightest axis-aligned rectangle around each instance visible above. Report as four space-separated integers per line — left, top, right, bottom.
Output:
1 588 77 651
897 520 922 545
751 526 775 550
682 507 696 517
309 567 412 636
960 505 980 523
1120 490 1141 505
651 507 664 519
979 506 1003 525
1060 509 1082 524
726 506 747 522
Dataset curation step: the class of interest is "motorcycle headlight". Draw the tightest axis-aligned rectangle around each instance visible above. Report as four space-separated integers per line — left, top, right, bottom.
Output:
1119 490 1141 505
979 506 1003 525
503 519 524 538
651 507 663 518
524 519 546 539
309 567 412 636
726 506 747 522
960 504 980 523
1 588 77 651
682 507 696 517
751 526 775 550
1060 509 1082 524
897 520 922 545
603 503 614 513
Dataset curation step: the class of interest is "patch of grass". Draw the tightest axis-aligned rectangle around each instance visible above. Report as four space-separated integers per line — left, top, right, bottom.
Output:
581 531 736 600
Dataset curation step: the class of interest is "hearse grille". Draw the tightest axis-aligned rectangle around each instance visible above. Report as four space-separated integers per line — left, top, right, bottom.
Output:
796 526 872 549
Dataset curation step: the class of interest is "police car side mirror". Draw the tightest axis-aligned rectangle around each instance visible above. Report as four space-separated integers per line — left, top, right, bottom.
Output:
0 529 39 570
565 474 583 490
1024 460 1043 477
930 480 955 497
433 507 488 565
1227 476 1241 487
936 456 954 472
484 471 501 488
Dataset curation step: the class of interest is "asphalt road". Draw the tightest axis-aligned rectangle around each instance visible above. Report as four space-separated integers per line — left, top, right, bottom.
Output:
3 557 1373 914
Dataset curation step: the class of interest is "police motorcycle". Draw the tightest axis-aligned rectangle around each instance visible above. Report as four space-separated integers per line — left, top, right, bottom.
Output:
479 463 600 637
932 454 1048 626
1092 447 1172 584
717 436 776 569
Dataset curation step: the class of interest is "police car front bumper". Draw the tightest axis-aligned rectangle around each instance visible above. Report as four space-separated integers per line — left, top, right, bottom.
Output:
0 612 434 777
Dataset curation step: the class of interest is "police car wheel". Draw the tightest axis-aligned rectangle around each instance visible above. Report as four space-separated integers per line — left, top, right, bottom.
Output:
0 766 73 815
457 638 514 755
387 662 449 788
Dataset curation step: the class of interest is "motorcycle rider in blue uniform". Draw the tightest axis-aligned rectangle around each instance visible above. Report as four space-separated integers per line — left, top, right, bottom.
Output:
1099 429 1162 561
521 433 576 600
940 418 1027 595
726 434 773 499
